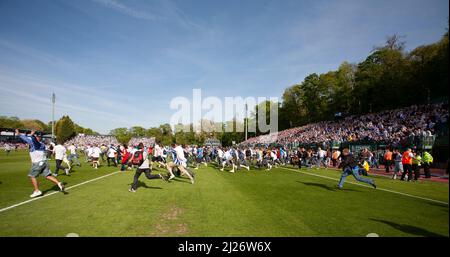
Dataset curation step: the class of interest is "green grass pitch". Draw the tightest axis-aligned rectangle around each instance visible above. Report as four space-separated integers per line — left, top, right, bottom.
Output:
0 151 448 237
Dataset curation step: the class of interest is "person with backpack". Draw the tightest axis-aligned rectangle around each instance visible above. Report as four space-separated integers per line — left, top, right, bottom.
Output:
128 143 168 193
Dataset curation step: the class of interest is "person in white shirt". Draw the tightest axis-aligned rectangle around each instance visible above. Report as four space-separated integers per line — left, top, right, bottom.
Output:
53 143 70 176
152 143 166 168
316 147 328 169
85 145 93 163
68 144 81 167
128 143 168 192
165 143 195 183
91 145 102 169
106 145 117 167
4 143 12 155
220 148 237 173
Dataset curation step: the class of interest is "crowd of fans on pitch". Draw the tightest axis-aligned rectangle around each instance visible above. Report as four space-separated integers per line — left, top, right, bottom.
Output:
242 103 448 146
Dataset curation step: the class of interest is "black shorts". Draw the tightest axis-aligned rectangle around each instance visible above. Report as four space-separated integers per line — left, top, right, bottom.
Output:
152 156 164 162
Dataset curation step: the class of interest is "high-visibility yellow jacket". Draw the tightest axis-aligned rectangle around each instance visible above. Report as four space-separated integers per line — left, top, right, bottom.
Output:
423 152 433 164
412 155 422 166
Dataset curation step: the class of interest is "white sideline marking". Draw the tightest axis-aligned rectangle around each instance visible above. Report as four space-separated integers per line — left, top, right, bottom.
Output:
280 167 449 206
0 171 121 213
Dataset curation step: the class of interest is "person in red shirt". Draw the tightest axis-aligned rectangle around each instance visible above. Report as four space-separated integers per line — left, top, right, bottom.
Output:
120 144 130 171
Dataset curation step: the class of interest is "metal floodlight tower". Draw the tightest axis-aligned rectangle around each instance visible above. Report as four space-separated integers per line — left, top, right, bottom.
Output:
52 93 55 142
245 103 248 141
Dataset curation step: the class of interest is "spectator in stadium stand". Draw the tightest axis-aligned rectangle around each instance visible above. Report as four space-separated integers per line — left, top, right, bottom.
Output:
240 103 448 148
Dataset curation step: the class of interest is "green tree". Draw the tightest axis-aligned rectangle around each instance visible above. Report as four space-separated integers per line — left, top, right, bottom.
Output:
0 116 24 129
110 127 132 145
55 115 76 144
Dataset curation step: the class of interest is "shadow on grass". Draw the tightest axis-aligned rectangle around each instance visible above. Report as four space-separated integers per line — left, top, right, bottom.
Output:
296 181 359 192
128 181 162 190
42 183 69 195
172 178 191 184
369 218 445 237
425 201 449 211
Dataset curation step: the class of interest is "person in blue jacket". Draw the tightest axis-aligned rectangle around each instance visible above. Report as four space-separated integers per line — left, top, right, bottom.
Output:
16 129 65 198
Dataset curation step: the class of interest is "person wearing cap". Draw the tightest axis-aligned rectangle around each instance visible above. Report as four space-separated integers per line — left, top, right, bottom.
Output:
15 129 65 198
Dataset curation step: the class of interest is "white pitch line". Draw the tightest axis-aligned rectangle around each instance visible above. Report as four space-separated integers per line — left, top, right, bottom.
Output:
280 167 449 206
0 171 121 213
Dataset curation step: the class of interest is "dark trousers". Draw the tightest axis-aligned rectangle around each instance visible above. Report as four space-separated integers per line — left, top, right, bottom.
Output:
401 164 413 181
423 163 431 178
107 157 117 167
298 158 302 169
412 164 421 180
55 159 64 174
385 160 391 172
131 168 159 190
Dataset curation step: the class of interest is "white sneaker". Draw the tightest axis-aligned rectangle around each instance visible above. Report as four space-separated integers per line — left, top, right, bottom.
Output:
129 188 136 193
65 169 70 176
169 175 175 180
220 168 224 171
30 190 42 198
245 166 250 171
57 182 65 192
229 169 235 173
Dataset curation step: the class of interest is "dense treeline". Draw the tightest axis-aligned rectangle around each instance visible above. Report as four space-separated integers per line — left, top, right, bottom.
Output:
0 115 98 142
278 32 449 131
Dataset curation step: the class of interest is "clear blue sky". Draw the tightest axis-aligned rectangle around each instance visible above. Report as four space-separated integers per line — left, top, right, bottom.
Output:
0 0 448 134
